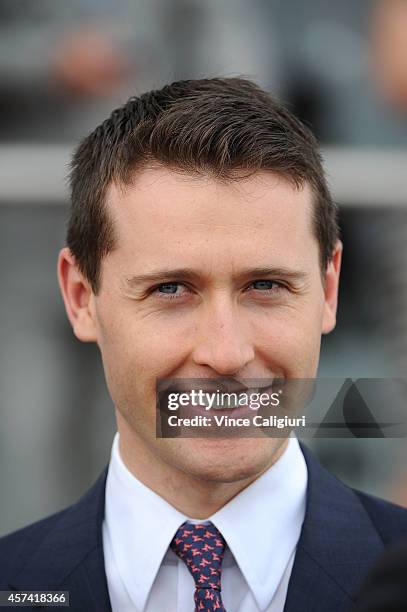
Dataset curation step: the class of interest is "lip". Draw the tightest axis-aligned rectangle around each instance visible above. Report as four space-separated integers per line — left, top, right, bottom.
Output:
158 377 281 395
160 381 250 395
177 403 256 423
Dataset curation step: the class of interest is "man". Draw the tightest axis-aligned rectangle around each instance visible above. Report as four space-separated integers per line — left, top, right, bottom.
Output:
1 77 406 612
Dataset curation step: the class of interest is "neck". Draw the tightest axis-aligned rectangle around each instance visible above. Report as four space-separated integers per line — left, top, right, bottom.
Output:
116 412 288 518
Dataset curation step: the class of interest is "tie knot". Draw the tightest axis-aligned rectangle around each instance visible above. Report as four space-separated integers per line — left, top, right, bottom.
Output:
170 521 227 591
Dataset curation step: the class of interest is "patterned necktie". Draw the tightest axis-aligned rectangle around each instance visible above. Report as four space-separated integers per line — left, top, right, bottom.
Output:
170 521 227 611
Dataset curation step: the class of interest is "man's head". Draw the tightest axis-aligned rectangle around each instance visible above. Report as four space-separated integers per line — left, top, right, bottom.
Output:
65 77 338 294
58 77 341 494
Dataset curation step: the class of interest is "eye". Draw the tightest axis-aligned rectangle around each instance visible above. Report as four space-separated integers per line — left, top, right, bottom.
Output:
248 279 287 295
153 282 189 299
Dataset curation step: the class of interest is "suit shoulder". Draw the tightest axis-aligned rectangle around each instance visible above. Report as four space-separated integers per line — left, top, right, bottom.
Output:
353 488 407 543
0 468 108 591
0 504 74 587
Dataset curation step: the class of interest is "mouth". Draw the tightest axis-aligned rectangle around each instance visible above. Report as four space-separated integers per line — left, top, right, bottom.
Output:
156 378 291 438
160 376 281 393
156 377 286 423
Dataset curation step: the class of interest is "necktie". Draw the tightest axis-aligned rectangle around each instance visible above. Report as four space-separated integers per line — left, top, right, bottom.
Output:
170 521 227 611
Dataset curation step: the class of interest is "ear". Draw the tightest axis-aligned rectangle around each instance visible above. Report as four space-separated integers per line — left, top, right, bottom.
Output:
57 247 98 342
322 240 343 335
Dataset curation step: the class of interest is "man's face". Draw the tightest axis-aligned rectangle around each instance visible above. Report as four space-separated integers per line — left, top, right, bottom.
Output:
60 166 341 484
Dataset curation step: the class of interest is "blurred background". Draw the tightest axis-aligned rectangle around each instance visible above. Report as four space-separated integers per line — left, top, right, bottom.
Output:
1 0 407 536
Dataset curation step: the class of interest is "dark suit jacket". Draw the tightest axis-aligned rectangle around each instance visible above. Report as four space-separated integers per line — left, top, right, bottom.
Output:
1 444 407 612
351 538 407 612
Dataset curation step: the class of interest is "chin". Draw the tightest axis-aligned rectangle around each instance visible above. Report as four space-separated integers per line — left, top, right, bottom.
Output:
174 437 286 483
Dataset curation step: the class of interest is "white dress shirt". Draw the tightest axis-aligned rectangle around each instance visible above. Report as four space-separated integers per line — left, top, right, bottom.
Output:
103 434 307 612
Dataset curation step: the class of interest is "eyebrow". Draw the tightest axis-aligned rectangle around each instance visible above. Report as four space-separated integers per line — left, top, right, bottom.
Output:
123 266 309 290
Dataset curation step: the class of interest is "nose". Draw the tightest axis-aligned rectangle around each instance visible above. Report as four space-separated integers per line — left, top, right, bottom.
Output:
191 297 255 376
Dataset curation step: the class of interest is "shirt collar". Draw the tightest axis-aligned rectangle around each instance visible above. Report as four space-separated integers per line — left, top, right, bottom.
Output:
104 433 188 611
104 433 307 612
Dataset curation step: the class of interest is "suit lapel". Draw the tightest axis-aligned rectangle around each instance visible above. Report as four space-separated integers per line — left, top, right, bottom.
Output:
10 468 111 612
284 443 384 612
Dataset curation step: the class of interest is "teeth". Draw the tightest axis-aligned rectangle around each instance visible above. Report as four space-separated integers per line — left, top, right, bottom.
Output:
199 398 239 409
196 387 270 410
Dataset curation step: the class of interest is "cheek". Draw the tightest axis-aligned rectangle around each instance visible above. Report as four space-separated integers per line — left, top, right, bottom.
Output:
97 305 191 398
255 300 324 373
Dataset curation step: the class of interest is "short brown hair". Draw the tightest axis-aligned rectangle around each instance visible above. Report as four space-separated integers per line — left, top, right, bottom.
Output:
67 77 339 294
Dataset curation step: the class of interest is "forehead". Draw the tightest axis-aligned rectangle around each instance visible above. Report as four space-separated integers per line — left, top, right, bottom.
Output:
106 166 317 269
